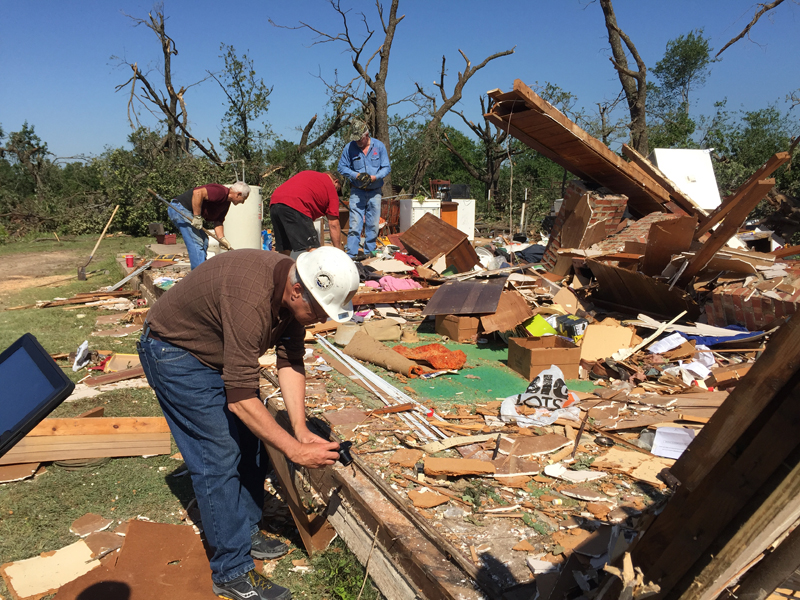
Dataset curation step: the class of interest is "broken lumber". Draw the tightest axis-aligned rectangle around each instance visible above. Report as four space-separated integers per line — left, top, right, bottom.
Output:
351 287 437 306
0 417 171 465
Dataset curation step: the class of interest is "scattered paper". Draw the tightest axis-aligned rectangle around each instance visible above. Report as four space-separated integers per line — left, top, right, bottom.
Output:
651 427 696 460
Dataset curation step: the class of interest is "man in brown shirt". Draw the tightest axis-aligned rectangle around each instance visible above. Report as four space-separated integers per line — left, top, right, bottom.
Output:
138 247 359 600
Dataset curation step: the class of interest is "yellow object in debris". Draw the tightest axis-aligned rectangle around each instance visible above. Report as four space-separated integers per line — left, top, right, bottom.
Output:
523 314 558 337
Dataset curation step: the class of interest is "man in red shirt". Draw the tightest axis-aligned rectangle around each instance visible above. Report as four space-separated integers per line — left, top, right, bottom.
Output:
168 181 250 269
269 171 342 255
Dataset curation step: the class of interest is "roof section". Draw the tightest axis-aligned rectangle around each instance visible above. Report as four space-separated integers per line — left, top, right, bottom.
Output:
485 79 701 217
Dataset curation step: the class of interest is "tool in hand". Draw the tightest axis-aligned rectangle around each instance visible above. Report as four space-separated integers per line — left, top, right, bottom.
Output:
78 205 119 280
147 188 234 250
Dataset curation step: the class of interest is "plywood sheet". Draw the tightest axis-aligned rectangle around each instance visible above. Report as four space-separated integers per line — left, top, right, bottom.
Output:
479 291 534 333
580 324 635 362
422 277 507 316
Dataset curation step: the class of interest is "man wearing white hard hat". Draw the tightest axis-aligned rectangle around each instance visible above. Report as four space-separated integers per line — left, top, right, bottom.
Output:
136 246 359 600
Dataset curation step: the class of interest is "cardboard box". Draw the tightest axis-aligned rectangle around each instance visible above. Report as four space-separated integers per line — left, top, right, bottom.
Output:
508 336 581 380
435 314 480 343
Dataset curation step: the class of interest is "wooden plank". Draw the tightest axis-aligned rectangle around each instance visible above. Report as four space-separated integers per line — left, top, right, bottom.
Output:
0 433 171 464
26 417 170 436
631 383 800 598
771 244 800 259
479 290 535 333
351 287 437 306
678 179 775 286
84 365 145 387
696 152 791 238
622 143 705 215
671 312 800 490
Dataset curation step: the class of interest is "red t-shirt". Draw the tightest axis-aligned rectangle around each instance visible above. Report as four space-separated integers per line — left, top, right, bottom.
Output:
269 171 339 220
176 183 231 223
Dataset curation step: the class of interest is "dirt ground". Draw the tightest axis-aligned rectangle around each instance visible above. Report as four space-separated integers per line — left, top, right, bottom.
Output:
0 249 84 295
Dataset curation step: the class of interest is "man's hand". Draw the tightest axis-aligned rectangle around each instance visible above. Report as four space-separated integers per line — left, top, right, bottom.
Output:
191 215 203 229
356 172 371 188
219 237 232 250
288 440 340 469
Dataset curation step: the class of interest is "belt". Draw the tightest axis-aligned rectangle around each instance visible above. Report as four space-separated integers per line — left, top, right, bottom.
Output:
143 322 163 342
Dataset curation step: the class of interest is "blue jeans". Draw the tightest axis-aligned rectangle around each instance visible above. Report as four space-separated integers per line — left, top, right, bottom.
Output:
168 201 208 270
137 330 267 584
346 188 381 257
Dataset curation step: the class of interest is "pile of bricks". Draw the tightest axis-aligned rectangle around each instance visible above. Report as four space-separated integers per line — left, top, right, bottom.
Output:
592 213 683 252
705 284 800 330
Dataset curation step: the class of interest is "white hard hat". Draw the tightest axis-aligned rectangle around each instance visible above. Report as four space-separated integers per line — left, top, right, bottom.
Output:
296 247 360 323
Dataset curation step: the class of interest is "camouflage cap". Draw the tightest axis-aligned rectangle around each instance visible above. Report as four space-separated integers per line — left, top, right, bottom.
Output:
349 119 370 142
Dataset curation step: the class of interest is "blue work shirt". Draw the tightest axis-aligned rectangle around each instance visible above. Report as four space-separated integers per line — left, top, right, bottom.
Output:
338 138 391 192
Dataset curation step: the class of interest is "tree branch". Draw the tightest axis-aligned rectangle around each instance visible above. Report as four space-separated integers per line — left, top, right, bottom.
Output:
716 0 786 58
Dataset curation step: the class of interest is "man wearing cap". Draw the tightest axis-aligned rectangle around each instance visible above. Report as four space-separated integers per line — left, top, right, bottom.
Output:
269 170 343 255
337 120 391 260
168 181 250 270
137 247 359 600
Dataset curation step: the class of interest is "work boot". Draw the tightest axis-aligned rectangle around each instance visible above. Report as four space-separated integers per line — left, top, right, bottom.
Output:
213 569 291 600
251 530 289 560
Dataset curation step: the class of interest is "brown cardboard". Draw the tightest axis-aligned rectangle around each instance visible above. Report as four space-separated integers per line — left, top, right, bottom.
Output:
508 336 581 380
435 314 480 342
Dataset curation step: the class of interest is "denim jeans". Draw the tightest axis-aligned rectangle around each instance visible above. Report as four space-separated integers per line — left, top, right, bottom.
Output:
137 329 267 584
168 200 208 269
346 188 381 257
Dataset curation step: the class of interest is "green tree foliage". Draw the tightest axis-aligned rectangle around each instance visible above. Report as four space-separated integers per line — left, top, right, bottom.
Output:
651 29 712 110
213 44 272 180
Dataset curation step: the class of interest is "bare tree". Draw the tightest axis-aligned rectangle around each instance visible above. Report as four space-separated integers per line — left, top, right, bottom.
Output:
441 95 522 202
599 0 649 155
114 5 220 162
716 0 787 58
410 47 515 193
272 0 404 195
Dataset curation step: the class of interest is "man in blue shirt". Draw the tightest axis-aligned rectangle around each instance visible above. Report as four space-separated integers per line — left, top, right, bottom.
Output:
337 120 391 259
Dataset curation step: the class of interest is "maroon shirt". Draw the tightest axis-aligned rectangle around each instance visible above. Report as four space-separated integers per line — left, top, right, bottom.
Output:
176 183 232 224
270 171 339 220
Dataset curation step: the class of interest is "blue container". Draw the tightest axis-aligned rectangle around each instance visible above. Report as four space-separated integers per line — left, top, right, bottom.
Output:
261 230 273 251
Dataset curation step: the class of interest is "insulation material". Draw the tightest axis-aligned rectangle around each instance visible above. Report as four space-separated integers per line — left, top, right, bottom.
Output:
392 343 467 370
344 330 424 376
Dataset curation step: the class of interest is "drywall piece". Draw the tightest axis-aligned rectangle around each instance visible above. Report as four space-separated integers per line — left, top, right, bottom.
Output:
408 488 450 508
389 449 423 468
421 434 497 454
1 540 101 599
364 258 414 273
424 457 495 477
479 291 534 334
509 434 571 458
580 324 635 362
65 379 151 402
544 463 608 483
527 556 561 573
593 447 674 487
70 513 113 538
53 521 217 600
706 363 752 387
494 455 541 478
513 539 537 553
0 463 40 484
649 148 722 211
573 525 615 558
560 485 611 503
322 408 369 427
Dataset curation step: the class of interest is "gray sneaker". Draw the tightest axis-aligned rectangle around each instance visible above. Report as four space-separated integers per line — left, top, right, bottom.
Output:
213 569 291 600
251 530 289 560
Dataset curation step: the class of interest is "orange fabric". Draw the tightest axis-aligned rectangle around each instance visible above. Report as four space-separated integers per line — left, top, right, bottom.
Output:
392 343 467 370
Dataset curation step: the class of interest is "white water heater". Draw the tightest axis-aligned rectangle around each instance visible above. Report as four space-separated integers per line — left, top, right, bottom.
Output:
222 184 263 250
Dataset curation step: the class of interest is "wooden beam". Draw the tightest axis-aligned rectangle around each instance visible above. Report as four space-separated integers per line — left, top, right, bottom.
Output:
0 417 171 464
621 143 704 215
770 244 800 259
351 287 437 306
83 366 145 387
695 152 791 238
677 178 775 286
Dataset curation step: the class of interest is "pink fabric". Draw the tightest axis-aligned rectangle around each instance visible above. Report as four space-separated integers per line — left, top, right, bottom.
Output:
379 276 422 292
365 280 381 289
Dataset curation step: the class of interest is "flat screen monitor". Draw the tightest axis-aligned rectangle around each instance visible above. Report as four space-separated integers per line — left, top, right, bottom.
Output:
0 334 75 460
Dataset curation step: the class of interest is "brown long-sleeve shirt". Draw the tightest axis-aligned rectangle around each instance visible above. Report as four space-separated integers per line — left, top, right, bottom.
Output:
146 249 305 391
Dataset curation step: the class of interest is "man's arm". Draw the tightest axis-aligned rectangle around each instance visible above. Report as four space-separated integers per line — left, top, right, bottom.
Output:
191 187 210 216
227 387 339 468
337 145 359 182
327 217 342 249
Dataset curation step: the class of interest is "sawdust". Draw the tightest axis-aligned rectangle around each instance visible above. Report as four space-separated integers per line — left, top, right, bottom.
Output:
0 250 84 296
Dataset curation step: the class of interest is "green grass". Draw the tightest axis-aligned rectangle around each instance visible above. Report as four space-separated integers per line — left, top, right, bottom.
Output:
0 238 383 600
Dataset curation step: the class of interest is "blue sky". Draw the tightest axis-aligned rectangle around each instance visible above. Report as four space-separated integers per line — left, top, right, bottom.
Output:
2 1 798 160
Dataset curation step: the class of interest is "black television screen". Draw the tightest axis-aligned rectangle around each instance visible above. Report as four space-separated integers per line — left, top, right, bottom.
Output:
0 334 75 460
